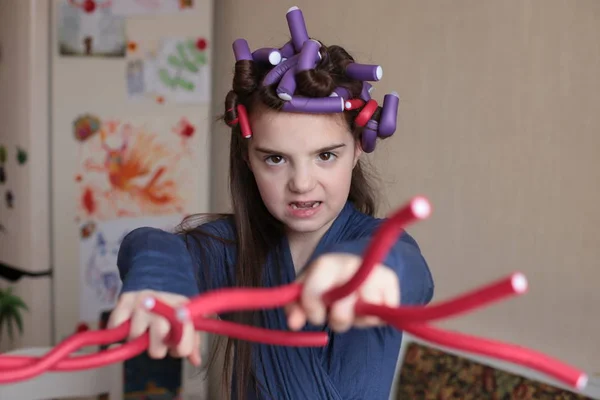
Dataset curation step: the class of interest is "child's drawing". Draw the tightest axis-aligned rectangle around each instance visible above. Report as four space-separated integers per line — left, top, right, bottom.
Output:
75 117 199 221
126 59 146 96
126 37 210 104
85 229 124 305
58 0 126 57
79 216 182 321
112 0 194 16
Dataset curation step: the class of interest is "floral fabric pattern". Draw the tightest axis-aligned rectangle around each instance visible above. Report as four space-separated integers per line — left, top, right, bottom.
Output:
395 342 592 399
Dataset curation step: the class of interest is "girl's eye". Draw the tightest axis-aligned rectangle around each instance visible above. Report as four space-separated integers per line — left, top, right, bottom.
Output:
265 155 284 165
318 152 336 162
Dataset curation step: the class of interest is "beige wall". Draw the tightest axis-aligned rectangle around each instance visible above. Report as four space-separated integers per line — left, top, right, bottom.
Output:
0 0 51 351
208 0 600 388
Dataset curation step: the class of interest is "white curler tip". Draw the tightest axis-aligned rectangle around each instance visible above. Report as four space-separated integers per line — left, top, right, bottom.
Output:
310 40 323 59
287 6 300 13
143 297 155 309
269 51 282 65
376 66 383 80
176 307 189 322
278 92 292 101
411 196 431 219
511 273 528 294
344 101 351 109
390 91 399 98
576 374 588 390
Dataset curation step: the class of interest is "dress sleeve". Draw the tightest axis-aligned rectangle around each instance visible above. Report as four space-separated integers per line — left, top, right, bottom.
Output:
315 219 435 306
117 219 235 298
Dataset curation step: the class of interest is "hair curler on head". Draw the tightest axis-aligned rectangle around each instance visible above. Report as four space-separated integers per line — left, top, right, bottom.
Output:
331 87 352 100
346 63 383 82
277 67 297 101
232 38 252 62
361 120 378 153
227 6 401 154
286 6 310 52
279 41 296 58
360 82 373 101
296 39 321 72
252 48 282 65
378 92 399 137
282 96 345 113
263 55 298 86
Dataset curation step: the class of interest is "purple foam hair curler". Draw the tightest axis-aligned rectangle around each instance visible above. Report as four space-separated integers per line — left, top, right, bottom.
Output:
330 87 352 100
232 39 252 62
263 55 298 86
361 120 378 153
281 96 344 113
297 39 321 72
378 92 399 137
252 48 282 65
277 67 297 101
346 63 383 82
286 6 310 52
360 82 373 101
279 41 296 58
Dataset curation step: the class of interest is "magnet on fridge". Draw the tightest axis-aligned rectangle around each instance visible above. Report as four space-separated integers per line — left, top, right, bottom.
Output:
73 114 101 142
16 147 27 165
5 190 13 208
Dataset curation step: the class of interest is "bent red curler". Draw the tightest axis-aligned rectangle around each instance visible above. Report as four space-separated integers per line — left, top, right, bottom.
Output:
0 196 588 392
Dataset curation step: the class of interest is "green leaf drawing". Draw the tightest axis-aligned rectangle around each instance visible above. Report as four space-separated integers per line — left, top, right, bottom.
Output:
159 39 208 93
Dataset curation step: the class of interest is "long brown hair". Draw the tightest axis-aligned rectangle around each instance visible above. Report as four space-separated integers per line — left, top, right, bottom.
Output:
178 41 390 399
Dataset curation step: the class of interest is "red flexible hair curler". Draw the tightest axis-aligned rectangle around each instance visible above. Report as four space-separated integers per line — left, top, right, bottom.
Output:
0 196 588 391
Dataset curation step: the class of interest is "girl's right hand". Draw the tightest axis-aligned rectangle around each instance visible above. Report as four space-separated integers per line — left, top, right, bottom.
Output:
107 290 202 366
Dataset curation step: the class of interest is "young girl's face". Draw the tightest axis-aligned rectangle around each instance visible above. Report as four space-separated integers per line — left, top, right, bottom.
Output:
248 106 362 238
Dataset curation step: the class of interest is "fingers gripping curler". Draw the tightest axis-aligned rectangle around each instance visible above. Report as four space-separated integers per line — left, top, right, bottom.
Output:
0 196 589 391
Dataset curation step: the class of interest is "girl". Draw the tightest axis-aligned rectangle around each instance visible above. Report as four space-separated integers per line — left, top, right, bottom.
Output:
109 6 434 400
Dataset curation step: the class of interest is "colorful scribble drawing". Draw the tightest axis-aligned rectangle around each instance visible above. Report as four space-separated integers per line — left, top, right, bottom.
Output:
85 230 124 304
77 118 195 221
171 116 196 156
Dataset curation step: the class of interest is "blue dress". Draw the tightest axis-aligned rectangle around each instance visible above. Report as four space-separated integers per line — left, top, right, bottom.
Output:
117 201 435 399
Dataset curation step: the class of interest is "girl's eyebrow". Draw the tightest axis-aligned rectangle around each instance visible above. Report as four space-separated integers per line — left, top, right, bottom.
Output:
254 143 346 156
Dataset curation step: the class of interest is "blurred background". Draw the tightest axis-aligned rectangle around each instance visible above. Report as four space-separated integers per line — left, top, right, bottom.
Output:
0 0 598 399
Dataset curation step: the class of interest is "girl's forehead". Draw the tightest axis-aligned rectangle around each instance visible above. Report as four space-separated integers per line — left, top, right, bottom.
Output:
250 109 351 145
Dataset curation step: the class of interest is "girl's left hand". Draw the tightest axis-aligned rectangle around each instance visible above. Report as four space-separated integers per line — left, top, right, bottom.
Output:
285 253 400 333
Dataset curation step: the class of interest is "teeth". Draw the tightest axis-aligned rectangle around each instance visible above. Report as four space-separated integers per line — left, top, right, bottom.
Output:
291 201 321 209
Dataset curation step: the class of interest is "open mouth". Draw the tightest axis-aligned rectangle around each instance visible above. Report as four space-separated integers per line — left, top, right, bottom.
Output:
289 201 321 210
